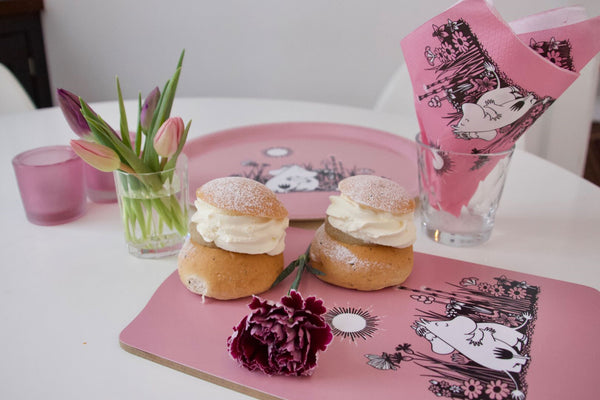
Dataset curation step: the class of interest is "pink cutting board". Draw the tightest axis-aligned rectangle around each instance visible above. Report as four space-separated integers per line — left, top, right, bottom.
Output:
182 122 418 220
120 228 599 400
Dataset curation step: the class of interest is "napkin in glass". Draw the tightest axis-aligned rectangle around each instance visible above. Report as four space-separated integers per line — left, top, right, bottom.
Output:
400 0 600 216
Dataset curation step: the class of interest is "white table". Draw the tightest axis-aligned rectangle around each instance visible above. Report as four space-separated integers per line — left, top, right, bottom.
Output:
1 98 598 399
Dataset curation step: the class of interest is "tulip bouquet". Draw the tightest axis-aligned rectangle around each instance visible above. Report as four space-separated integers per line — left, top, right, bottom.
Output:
58 51 191 257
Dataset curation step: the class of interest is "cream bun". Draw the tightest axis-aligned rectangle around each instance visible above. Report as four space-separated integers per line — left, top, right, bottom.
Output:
178 177 289 300
310 175 415 291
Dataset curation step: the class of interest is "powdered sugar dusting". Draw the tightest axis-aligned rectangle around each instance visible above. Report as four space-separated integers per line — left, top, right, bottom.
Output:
313 225 358 266
312 226 391 271
338 175 414 214
197 177 288 218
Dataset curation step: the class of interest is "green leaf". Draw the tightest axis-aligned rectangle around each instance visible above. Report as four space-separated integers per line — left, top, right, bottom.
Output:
269 245 317 294
116 77 131 149
155 68 181 127
153 51 184 130
81 102 154 176
307 264 325 276
144 50 185 170
135 93 143 156
148 79 171 137
270 259 300 289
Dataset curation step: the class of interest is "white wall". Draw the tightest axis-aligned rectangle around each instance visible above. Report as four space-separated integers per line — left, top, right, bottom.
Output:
41 1 600 174
41 0 599 108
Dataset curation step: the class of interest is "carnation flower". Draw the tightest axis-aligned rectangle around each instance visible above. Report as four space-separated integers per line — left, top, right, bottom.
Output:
227 290 333 376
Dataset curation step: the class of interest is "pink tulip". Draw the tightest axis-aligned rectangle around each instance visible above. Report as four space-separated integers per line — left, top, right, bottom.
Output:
71 139 121 172
153 117 184 158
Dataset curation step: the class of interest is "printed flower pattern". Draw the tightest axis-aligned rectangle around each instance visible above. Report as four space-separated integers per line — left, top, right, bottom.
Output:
411 294 436 304
546 50 563 67
485 380 510 400
452 31 470 52
478 281 493 293
462 378 484 399
471 76 496 93
528 37 574 72
490 284 505 297
425 46 437 65
433 24 450 39
441 42 457 60
508 286 527 300
428 95 443 108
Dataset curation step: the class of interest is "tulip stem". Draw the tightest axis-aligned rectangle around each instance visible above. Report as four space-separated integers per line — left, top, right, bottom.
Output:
115 167 188 251
159 158 168 170
119 164 136 175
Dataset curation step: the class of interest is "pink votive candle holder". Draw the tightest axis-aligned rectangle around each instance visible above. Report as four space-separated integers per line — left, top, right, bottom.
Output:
84 163 117 203
12 145 87 225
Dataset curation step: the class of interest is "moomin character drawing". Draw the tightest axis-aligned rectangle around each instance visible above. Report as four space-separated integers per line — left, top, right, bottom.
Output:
413 315 531 372
413 314 532 398
452 64 538 141
365 275 540 400
415 18 568 156
265 165 319 193
236 153 374 192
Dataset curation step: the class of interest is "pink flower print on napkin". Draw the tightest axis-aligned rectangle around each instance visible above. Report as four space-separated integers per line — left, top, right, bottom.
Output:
452 31 470 52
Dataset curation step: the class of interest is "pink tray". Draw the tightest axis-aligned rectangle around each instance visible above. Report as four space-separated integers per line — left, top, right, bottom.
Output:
183 122 418 220
120 228 599 400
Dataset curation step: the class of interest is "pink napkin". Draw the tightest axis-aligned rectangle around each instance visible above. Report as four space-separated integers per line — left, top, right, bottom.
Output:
401 0 600 215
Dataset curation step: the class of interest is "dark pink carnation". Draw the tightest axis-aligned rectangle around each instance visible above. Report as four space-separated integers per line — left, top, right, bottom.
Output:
227 290 333 376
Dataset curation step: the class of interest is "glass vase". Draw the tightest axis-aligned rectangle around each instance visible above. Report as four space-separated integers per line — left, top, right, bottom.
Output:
114 155 189 258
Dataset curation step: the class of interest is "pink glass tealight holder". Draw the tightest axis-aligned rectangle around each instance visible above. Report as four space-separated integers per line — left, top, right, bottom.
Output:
12 145 87 225
84 163 117 203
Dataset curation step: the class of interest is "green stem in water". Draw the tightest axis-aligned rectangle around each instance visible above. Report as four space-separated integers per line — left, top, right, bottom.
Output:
117 174 188 246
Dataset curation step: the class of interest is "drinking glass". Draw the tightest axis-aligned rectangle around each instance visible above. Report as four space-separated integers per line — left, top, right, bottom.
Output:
416 133 514 246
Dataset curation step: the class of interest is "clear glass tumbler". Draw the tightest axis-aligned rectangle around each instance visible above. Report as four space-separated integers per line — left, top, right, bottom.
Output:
415 133 514 246
113 155 189 258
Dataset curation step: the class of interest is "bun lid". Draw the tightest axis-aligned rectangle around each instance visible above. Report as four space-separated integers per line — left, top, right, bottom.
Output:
337 175 415 215
196 177 288 219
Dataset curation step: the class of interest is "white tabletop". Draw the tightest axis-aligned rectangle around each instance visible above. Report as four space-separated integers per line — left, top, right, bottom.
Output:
1 97 599 399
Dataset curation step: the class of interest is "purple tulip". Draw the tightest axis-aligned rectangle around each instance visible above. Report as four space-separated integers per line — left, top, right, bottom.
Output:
57 88 92 138
140 87 160 131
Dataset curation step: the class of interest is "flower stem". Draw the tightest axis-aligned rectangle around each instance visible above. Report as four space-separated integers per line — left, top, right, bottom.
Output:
269 245 324 294
289 249 310 295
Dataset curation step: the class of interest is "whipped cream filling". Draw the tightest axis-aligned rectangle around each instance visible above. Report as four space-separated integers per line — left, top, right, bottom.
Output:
192 199 289 255
326 194 416 248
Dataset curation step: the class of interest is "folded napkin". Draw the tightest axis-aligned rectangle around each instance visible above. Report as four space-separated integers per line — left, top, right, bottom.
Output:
401 0 600 216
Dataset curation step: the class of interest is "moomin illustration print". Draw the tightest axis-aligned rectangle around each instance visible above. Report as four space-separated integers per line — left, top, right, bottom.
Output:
365 274 540 400
417 17 574 157
233 148 373 193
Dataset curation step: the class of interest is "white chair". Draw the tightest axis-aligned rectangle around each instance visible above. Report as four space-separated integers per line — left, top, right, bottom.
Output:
519 56 599 175
374 61 416 117
0 63 36 115
373 56 600 176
